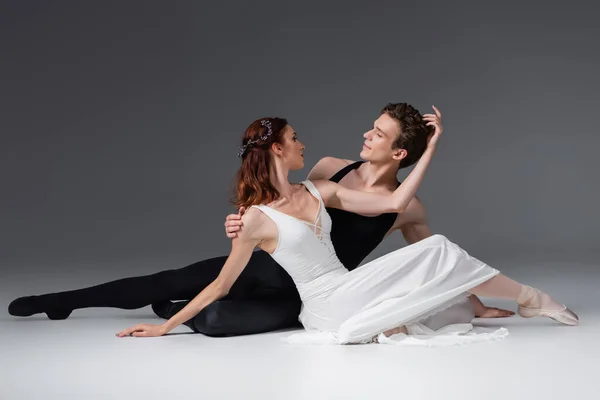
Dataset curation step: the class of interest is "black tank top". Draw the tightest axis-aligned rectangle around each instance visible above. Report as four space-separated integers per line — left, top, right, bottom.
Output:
326 161 400 271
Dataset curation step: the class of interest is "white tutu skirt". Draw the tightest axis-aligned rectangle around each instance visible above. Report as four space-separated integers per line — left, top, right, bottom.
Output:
284 235 508 346
282 296 509 347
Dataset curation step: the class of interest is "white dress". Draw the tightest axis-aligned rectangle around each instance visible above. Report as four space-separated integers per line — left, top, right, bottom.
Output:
252 181 508 346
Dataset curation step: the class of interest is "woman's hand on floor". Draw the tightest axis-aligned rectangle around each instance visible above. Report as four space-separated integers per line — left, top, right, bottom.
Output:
116 323 168 338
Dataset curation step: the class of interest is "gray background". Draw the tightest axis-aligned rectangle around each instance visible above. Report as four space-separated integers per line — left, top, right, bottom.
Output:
1 1 598 281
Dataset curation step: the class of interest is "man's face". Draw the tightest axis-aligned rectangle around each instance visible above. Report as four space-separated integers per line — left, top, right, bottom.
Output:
360 113 406 163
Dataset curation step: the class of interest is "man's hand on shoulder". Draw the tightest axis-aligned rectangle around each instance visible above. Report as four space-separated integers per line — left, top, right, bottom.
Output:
307 157 354 181
224 207 246 239
232 207 268 244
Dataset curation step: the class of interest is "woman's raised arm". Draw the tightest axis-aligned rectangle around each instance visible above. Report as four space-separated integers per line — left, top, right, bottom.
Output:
316 146 436 215
316 107 443 216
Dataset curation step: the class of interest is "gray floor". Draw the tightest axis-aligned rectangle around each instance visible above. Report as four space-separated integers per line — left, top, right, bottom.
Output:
1 262 598 400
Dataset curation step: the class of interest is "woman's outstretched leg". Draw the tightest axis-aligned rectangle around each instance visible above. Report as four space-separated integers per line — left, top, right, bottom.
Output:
469 274 579 325
424 234 578 326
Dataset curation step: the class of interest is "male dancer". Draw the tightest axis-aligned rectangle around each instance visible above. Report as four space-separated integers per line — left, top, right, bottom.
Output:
225 103 514 322
8 103 512 334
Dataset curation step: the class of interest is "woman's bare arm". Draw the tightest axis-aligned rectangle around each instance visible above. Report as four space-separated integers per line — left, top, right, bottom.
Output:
159 235 259 333
315 146 436 215
116 209 270 337
315 106 443 216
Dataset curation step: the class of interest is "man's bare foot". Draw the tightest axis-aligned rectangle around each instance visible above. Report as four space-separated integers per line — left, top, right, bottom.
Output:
469 294 515 318
477 307 515 318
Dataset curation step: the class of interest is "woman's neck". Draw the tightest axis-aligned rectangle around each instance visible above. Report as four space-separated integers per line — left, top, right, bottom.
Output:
269 163 295 200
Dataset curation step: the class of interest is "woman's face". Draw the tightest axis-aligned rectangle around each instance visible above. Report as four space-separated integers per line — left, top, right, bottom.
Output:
276 124 305 170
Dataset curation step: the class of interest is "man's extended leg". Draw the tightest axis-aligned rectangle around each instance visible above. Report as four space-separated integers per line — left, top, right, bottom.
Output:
153 298 302 336
8 251 292 320
151 250 302 336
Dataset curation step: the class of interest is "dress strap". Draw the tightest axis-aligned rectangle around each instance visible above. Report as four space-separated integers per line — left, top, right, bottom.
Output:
301 180 324 205
299 181 326 241
250 205 281 225
329 161 364 183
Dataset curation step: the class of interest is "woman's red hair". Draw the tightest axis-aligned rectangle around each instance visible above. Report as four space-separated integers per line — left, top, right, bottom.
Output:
233 117 288 209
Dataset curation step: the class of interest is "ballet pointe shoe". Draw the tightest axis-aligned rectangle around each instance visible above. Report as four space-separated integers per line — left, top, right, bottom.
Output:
517 286 579 326
518 304 579 326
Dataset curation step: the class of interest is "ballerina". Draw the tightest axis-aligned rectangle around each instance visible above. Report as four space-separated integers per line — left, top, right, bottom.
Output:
116 115 578 345
9 104 512 337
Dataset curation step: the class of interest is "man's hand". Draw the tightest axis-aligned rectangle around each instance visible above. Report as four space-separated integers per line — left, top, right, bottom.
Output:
423 105 443 149
116 323 168 338
225 207 246 239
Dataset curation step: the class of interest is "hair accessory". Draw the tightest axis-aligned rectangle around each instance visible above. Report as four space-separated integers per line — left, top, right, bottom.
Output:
237 119 274 157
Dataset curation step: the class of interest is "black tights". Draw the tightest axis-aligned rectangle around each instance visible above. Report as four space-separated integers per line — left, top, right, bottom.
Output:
9 251 302 336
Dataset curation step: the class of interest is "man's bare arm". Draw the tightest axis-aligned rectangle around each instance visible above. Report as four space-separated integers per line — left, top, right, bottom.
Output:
393 198 515 318
395 197 433 244
400 221 433 244
306 156 353 181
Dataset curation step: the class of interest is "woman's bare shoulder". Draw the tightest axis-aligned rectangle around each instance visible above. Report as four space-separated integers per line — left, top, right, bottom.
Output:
238 206 276 241
307 179 340 203
241 206 268 226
